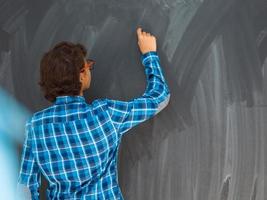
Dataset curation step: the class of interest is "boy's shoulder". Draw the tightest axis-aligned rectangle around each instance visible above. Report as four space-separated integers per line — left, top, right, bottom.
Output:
27 105 56 126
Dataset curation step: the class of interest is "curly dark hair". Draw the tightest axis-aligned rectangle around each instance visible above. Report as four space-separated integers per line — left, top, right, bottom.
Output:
39 41 87 103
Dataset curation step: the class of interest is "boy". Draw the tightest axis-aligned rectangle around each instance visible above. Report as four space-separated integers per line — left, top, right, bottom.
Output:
18 27 170 199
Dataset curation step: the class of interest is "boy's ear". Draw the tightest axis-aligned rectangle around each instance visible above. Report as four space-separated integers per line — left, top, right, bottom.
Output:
79 73 84 81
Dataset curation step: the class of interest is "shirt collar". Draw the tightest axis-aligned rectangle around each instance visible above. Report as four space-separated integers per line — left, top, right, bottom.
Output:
54 95 85 105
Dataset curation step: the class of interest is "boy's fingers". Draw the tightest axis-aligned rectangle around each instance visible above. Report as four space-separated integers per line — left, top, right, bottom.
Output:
137 27 142 37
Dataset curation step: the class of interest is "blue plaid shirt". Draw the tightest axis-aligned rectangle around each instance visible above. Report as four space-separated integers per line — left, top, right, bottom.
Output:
18 51 170 200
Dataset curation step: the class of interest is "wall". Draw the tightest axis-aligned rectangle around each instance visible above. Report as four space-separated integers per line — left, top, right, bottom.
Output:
0 0 266 199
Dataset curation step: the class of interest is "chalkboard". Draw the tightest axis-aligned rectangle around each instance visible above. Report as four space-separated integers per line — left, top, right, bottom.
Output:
0 0 266 199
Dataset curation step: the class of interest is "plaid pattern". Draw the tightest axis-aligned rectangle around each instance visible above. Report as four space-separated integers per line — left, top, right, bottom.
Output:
18 51 170 200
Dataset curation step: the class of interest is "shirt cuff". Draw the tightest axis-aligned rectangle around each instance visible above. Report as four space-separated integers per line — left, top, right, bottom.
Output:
141 51 159 66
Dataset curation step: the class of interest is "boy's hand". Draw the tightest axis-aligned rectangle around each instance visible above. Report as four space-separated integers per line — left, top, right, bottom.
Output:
136 27 157 54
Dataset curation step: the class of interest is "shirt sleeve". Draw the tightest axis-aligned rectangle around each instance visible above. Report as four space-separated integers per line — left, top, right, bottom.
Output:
17 120 41 200
105 51 171 136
